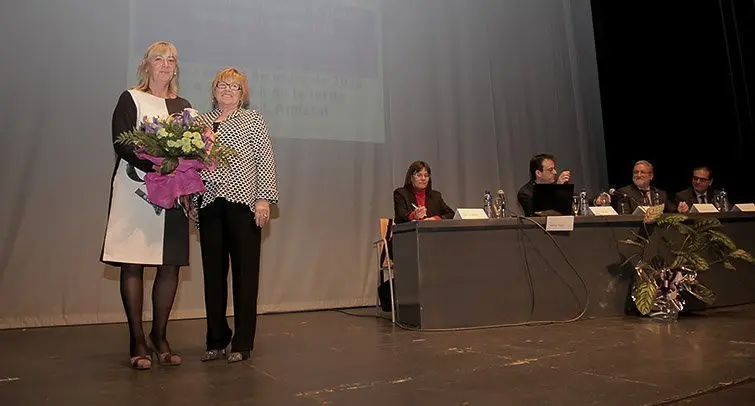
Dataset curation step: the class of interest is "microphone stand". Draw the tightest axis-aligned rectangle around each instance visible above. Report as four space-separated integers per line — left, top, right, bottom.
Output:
608 189 643 214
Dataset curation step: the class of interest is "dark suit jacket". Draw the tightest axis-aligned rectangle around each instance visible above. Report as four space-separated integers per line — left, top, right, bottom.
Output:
614 184 674 214
393 187 455 224
517 181 536 217
674 187 718 210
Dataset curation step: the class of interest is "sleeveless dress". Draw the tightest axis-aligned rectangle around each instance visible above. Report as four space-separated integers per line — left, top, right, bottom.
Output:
101 89 191 266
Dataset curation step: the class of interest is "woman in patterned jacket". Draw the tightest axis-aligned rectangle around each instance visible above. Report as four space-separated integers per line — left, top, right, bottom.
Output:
195 67 279 363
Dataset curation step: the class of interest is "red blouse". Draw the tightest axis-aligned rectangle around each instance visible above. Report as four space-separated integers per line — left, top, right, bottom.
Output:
407 188 441 221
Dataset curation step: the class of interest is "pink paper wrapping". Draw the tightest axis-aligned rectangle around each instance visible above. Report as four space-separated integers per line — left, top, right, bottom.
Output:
135 153 207 209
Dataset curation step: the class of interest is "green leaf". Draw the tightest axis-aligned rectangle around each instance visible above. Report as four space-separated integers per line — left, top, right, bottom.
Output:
693 218 722 233
669 251 709 271
674 223 696 235
670 255 686 269
687 253 709 271
620 253 639 268
708 230 736 251
723 261 736 271
686 233 709 253
115 130 136 145
728 249 755 263
657 214 687 227
683 281 716 305
649 255 668 272
160 157 179 174
634 263 652 281
633 280 657 315
620 239 645 249
631 230 651 244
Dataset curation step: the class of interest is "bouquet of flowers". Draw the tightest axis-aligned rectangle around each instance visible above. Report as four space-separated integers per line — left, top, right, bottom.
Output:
115 108 236 213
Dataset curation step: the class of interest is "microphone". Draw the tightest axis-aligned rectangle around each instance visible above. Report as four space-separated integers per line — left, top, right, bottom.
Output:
607 188 643 208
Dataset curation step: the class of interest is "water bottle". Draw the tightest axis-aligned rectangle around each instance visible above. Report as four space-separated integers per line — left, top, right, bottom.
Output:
578 189 589 216
494 189 506 218
719 189 730 212
483 190 492 218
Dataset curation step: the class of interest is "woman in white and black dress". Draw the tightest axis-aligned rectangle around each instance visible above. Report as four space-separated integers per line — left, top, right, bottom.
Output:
194 67 279 363
101 41 190 370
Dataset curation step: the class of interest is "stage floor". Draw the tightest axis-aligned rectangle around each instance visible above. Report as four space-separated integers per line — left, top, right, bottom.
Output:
2 306 755 405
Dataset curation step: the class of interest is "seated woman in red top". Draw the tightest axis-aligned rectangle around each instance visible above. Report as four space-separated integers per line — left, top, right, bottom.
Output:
393 161 455 224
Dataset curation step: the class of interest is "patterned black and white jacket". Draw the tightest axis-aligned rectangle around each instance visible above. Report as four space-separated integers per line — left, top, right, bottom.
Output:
195 108 279 212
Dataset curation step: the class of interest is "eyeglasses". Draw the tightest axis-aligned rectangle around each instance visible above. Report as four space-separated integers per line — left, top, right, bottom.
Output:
693 176 710 182
413 172 430 179
633 170 652 175
216 82 241 91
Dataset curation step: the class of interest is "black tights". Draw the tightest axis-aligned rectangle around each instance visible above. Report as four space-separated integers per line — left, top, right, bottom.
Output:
120 264 180 356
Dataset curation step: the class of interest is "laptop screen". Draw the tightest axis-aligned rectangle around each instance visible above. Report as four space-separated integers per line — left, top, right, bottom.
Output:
532 183 575 216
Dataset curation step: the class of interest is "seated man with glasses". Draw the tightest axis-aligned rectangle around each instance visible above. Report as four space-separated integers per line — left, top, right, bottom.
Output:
517 153 572 217
612 160 673 214
674 166 718 214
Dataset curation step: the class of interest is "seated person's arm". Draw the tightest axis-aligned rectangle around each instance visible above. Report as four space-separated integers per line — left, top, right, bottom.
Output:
435 193 455 220
517 190 534 217
592 192 611 206
674 192 689 213
393 189 414 223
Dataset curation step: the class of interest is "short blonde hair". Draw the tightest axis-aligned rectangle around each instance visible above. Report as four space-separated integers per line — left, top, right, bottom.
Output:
211 67 250 109
133 41 180 96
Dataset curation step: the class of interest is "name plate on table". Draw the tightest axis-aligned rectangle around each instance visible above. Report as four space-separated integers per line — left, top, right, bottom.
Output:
690 204 718 213
632 206 649 215
732 203 755 212
545 216 574 232
453 208 489 219
588 206 618 216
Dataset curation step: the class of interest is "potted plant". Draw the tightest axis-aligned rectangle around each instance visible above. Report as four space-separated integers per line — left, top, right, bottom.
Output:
620 206 754 320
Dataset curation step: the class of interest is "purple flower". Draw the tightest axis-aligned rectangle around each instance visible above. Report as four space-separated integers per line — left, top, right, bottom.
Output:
144 123 157 134
182 109 192 126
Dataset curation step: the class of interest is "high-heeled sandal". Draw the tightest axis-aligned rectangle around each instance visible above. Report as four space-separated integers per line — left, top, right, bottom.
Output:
227 350 251 364
147 336 182 366
153 350 182 366
200 348 226 362
129 355 152 370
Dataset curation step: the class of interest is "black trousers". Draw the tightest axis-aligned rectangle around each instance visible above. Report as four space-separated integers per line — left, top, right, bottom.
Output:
199 198 262 353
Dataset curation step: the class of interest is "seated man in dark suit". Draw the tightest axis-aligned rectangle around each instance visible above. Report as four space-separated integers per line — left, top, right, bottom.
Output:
393 160 455 223
675 166 718 213
517 153 571 217
614 160 674 213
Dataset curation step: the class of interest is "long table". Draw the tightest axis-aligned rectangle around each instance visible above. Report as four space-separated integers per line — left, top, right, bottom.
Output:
391 213 755 329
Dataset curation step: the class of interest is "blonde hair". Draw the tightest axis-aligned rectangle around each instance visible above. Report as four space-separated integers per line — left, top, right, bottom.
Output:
211 67 250 109
133 41 180 96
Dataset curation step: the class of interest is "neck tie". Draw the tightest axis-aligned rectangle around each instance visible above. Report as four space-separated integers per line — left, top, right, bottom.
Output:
699 194 706 204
